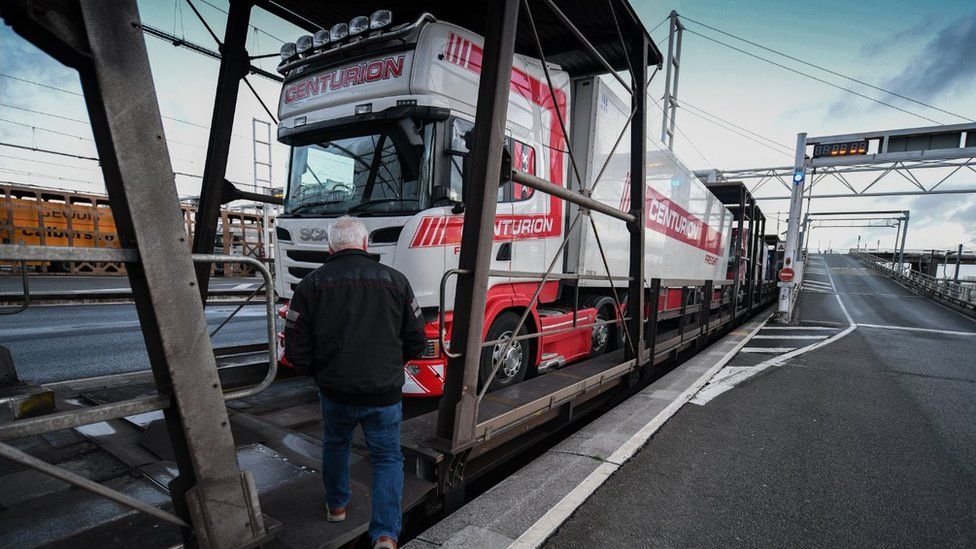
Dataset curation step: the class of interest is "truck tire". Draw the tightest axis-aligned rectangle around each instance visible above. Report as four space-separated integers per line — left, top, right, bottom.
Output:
591 305 614 356
479 312 530 393
582 296 621 355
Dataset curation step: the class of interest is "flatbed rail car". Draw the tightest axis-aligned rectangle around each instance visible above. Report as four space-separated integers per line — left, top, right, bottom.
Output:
0 1 774 548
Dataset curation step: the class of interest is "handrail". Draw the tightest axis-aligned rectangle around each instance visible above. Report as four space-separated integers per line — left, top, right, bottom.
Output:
0 261 30 316
853 250 976 308
192 254 278 401
438 269 468 359
0 248 279 441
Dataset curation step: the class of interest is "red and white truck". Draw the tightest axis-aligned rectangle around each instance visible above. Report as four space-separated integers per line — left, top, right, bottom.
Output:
273 11 735 396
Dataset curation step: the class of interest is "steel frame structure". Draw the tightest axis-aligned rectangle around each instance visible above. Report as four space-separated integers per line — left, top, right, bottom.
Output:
0 1 273 546
769 123 976 321
0 1 778 545
714 123 976 200
800 210 909 268
435 0 654 453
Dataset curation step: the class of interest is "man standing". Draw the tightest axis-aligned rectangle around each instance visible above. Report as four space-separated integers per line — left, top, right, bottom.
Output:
284 217 426 549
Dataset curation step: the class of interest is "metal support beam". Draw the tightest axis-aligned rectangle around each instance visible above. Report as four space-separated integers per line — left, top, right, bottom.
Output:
955 244 963 283
436 0 519 450
626 32 648 365
898 213 909 271
776 133 807 322
0 2 267 546
659 10 683 150
191 0 252 303
731 188 745 316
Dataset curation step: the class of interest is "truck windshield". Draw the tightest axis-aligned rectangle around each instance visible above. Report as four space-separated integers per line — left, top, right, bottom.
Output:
286 120 434 217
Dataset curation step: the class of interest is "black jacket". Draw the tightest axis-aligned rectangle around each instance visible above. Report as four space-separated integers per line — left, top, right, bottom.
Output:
284 248 427 406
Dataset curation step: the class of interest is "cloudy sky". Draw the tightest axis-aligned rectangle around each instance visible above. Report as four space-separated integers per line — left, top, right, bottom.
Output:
1 0 974 252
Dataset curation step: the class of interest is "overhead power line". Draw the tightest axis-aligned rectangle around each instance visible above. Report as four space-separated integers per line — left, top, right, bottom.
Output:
679 15 974 123
0 72 245 134
195 0 287 43
681 28 944 125
0 142 100 162
679 99 795 153
677 106 795 159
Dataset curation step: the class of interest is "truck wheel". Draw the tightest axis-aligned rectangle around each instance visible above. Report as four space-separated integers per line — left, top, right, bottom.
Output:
480 312 530 393
591 305 614 356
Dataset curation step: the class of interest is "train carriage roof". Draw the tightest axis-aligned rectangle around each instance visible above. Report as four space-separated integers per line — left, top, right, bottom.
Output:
255 0 663 77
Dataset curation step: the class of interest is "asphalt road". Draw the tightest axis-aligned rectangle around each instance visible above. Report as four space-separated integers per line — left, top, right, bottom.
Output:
2 302 270 383
546 254 976 548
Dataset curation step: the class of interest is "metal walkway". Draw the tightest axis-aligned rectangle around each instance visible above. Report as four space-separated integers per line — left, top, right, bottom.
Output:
543 253 976 547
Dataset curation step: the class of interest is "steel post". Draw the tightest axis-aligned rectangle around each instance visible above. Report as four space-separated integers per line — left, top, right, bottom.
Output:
898 213 909 272
955 244 963 283
190 0 252 303
0 2 267 546
731 188 745 317
660 10 680 149
744 199 756 310
435 0 519 450
626 33 648 365
776 133 807 322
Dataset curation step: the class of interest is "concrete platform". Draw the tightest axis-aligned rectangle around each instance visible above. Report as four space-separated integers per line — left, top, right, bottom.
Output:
541 254 976 548
405 309 771 548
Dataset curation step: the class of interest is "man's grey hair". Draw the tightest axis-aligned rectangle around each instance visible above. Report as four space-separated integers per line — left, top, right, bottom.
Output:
327 216 369 251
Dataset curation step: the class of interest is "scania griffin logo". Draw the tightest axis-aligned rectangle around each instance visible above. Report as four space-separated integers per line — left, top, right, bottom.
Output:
298 227 328 241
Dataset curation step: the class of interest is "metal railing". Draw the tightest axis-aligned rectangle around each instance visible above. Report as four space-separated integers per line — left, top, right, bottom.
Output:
853 250 976 310
0 244 278 526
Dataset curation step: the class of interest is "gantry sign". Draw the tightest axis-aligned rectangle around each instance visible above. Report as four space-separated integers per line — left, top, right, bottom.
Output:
774 122 976 320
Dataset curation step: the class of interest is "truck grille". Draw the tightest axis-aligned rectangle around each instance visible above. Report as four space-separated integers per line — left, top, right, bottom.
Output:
288 267 314 280
286 249 330 263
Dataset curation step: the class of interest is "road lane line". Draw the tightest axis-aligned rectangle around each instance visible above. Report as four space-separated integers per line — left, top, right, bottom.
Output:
741 347 799 353
752 335 828 339
856 323 976 336
761 326 838 330
511 313 773 549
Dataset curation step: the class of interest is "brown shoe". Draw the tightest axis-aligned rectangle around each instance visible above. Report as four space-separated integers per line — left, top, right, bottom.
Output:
373 536 397 549
326 505 346 522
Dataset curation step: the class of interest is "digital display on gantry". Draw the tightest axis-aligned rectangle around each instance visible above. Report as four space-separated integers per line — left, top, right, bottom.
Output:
812 140 868 158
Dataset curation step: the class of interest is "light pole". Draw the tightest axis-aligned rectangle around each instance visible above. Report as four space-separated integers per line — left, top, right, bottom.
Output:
776 133 807 322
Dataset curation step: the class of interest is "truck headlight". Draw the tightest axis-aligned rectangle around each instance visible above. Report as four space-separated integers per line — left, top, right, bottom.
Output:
312 29 330 50
279 42 297 62
421 339 441 359
349 16 369 36
295 34 313 56
370 10 393 30
330 23 348 43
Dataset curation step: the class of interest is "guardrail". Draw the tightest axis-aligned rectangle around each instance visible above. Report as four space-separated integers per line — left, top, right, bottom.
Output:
852 250 976 315
0 245 278 528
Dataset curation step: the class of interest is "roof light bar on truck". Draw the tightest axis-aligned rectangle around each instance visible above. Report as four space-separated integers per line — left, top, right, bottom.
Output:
277 12 436 75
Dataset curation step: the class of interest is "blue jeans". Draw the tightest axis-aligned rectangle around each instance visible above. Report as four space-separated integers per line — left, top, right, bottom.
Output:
320 395 403 542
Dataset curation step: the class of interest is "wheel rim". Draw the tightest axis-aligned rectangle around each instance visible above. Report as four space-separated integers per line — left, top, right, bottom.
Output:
491 331 524 382
592 316 609 351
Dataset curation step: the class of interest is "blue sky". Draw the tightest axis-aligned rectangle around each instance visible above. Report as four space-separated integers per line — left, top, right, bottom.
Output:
1 0 974 251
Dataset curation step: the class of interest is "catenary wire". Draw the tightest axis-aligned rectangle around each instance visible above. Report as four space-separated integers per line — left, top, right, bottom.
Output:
679 14 974 123
681 29 944 125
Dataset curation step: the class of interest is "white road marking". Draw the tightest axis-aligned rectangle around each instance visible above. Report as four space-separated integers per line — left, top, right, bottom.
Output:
752 334 828 340
511 314 773 549
692 256 857 406
741 347 799 353
760 326 838 330
231 283 257 290
857 323 976 336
